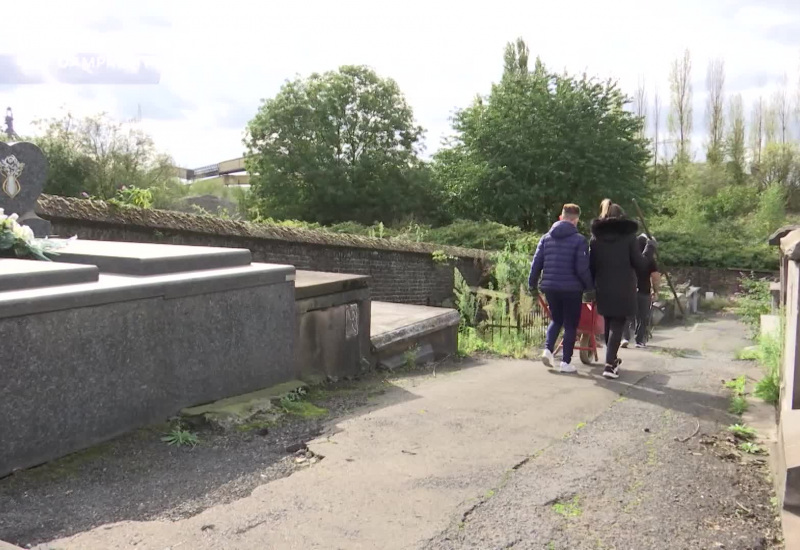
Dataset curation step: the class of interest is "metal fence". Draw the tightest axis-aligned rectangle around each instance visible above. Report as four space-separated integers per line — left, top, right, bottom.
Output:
481 301 549 346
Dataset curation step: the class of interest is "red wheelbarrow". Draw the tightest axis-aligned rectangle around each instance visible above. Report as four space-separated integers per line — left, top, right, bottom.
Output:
537 295 605 365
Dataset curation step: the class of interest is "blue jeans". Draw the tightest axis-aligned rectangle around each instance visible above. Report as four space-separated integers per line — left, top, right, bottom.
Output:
544 290 583 364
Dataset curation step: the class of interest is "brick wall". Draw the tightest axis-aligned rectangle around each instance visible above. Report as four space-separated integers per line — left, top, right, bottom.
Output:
36 195 488 306
667 266 778 295
34 196 776 302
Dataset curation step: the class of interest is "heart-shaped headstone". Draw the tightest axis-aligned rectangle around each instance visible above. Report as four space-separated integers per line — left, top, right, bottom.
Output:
0 141 49 217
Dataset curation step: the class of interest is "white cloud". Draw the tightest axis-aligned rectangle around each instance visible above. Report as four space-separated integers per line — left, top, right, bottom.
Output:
0 0 798 168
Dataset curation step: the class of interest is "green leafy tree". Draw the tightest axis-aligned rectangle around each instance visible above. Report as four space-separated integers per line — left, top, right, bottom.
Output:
669 49 693 164
433 39 650 231
244 65 436 225
34 134 94 198
726 94 747 182
705 58 725 165
29 112 178 201
753 182 786 235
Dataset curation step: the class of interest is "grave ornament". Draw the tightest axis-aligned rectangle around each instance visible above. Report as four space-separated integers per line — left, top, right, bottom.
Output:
0 141 52 238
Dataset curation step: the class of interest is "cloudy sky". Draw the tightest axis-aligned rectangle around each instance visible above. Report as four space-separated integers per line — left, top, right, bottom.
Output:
1 0 798 169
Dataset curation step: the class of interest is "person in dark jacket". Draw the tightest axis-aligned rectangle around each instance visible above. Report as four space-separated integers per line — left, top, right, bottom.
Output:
589 199 655 379
528 204 594 373
622 234 661 348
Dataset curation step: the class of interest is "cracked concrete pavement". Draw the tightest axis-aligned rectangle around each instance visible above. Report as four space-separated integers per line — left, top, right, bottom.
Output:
34 315 778 549
427 317 781 549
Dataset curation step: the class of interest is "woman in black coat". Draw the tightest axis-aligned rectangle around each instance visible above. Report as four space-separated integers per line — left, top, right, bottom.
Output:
589 199 654 379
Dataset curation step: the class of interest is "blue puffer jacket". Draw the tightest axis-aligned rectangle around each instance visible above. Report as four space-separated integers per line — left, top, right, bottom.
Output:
528 221 593 292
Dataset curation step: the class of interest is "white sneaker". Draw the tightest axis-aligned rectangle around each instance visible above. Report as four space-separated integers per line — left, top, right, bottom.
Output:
541 349 555 368
621 339 630 348
559 361 577 374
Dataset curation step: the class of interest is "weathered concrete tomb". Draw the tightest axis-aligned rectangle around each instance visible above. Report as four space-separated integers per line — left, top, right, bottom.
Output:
0 240 296 477
0 141 460 479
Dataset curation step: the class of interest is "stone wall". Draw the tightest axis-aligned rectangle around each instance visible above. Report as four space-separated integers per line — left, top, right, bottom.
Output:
666 266 779 295
36 195 488 306
772 230 800 546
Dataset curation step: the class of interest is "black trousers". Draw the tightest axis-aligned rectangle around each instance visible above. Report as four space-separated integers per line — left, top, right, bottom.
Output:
634 293 651 344
622 293 652 345
604 316 627 365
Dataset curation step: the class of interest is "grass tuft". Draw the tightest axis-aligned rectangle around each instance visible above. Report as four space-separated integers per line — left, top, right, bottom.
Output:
739 441 765 455
161 426 199 447
552 495 582 518
753 332 782 405
729 395 749 416
728 423 756 440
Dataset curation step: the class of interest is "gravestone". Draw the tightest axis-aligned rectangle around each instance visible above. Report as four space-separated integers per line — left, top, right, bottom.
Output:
0 142 51 237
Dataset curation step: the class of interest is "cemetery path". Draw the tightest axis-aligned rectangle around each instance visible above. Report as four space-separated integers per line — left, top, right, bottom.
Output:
30 316 780 549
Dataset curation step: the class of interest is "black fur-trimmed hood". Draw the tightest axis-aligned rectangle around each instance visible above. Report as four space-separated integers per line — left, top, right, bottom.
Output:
590 216 640 241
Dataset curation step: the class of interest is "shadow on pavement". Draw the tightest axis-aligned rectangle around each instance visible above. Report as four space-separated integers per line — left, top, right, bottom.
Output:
0 365 439 547
545 358 733 426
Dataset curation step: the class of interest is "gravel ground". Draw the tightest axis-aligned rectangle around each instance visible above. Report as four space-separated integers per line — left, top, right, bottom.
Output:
0 375 397 547
425 320 783 550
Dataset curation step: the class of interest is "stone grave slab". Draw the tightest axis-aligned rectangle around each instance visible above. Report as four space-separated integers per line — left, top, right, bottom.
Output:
48 239 252 276
294 270 370 300
0 258 99 292
0 141 51 237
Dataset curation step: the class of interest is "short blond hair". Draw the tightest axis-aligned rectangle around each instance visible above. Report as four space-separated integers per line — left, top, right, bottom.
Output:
561 203 581 220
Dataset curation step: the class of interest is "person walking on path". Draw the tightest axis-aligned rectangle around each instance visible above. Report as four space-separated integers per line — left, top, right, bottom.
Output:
621 234 661 348
528 204 594 373
589 200 655 379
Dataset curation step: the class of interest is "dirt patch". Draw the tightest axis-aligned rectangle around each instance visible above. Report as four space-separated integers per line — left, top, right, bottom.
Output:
678 430 782 549
0 372 404 548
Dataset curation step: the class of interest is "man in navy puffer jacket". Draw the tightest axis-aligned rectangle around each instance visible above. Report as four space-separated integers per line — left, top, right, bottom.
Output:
528 203 594 373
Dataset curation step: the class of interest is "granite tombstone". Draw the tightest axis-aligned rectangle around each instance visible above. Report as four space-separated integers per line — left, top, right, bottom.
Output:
0 141 51 237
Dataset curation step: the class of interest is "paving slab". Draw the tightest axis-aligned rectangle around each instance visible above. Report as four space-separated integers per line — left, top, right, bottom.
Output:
371 301 460 351
46 239 252 276
0 258 98 292
294 270 369 300
371 302 456 336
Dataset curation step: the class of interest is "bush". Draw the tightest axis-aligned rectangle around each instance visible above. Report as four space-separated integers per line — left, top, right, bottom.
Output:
491 245 532 297
731 274 781 406
327 221 375 236
734 276 772 333
107 186 154 209
753 183 787 237
458 326 491 357
150 180 191 209
646 160 784 272
653 228 778 270
426 219 539 252
275 217 541 253
702 296 735 312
